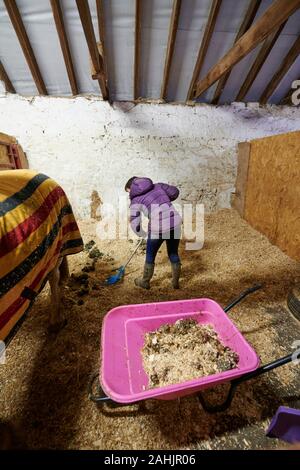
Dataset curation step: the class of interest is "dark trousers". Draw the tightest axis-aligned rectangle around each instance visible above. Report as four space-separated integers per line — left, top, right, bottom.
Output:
146 228 181 264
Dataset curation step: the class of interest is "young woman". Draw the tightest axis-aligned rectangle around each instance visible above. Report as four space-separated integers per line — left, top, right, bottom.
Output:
125 176 182 289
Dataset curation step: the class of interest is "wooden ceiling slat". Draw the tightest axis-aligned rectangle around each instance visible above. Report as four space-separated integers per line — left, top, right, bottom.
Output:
50 0 79 96
186 0 222 101
211 0 261 105
75 0 108 100
160 0 182 100
0 60 16 93
96 0 109 82
134 0 141 100
194 0 300 99
260 35 300 104
236 22 286 102
4 0 47 95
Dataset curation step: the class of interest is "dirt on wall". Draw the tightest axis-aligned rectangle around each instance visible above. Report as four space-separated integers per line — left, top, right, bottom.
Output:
90 190 102 221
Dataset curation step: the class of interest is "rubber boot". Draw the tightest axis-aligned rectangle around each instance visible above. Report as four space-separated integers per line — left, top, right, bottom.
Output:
171 262 181 289
135 263 154 289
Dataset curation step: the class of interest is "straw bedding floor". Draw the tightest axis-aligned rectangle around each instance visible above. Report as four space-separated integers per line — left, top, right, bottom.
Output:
0 209 300 450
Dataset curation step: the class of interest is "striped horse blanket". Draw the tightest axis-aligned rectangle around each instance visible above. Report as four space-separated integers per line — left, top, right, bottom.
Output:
0 170 83 341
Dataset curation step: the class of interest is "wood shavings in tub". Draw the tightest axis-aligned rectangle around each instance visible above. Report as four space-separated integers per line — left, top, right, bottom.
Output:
142 319 239 388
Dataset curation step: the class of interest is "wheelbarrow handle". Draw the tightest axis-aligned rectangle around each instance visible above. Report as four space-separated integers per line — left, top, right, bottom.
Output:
198 353 296 413
232 353 294 386
224 283 263 313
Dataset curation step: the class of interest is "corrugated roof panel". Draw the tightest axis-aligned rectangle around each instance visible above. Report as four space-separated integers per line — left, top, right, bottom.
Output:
167 0 213 102
16 0 71 95
0 0 298 103
101 0 135 101
0 0 37 95
60 0 101 95
200 0 258 103
245 8 300 102
270 54 300 104
139 0 172 100
217 0 274 104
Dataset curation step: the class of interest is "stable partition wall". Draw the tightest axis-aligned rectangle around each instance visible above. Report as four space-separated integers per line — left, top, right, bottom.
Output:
233 130 300 262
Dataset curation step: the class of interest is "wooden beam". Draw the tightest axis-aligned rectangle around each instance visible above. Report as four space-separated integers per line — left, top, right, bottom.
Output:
260 35 300 104
75 0 108 100
50 0 79 95
134 0 141 100
0 61 16 93
187 0 222 101
160 0 182 100
211 0 261 104
90 43 103 79
236 22 286 101
194 0 300 99
96 0 108 80
4 0 47 95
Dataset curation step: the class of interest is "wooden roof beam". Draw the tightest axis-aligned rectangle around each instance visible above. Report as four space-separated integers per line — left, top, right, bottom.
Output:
160 0 182 100
211 0 262 105
134 0 141 100
50 0 79 96
235 22 286 102
187 0 222 101
260 35 300 104
4 0 47 95
75 0 108 100
194 0 300 99
0 61 16 93
96 0 109 85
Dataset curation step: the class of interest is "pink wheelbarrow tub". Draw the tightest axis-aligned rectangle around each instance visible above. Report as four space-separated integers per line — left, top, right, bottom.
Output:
89 285 298 413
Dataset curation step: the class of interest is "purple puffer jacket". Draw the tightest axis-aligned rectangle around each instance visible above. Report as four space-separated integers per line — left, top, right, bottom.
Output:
129 177 182 235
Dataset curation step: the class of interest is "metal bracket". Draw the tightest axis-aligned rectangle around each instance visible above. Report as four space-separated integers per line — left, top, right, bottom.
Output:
224 283 263 313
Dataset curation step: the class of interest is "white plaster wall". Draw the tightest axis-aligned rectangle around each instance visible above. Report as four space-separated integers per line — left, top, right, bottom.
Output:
0 92 300 218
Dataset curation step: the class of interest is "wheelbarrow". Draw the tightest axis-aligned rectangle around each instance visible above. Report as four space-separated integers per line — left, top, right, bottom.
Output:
89 284 299 413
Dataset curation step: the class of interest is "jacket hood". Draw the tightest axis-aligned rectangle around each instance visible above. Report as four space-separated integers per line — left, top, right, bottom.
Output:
130 177 154 199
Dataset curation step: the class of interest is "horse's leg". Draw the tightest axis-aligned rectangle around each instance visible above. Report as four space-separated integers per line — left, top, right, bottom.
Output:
48 258 68 332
